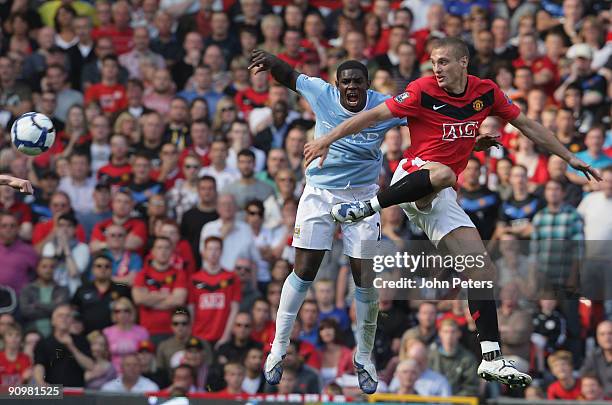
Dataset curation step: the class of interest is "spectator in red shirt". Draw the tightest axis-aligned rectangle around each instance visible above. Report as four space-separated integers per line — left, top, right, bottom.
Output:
32 191 86 252
84 55 128 115
190 236 241 346
0 323 31 385
0 185 32 240
152 143 182 190
90 189 147 254
158 219 196 275
278 29 305 68
218 362 245 394
513 34 556 93
235 69 269 118
547 350 582 400
250 298 274 349
97 134 132 187
132 237 188 342
92 0 133 55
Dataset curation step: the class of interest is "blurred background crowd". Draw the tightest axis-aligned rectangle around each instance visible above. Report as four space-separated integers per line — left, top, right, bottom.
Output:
0 0 611 401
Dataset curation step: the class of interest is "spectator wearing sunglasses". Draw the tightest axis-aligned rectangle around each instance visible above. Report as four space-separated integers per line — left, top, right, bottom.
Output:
72 253 131 334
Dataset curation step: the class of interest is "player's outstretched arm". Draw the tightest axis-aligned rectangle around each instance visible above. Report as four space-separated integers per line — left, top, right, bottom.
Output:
0 174 33 194
248 49 299 92
510 112 602 181
304 103 394 167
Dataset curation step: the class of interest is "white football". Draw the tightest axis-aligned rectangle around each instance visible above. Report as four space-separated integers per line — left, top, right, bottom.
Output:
10 112 56 156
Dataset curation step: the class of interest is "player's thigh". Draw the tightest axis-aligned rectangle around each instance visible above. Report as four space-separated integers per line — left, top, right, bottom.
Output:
292 185 336 251
337 184 381 260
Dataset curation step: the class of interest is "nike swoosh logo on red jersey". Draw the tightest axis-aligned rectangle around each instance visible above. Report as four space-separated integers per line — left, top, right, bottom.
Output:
433 104 446 110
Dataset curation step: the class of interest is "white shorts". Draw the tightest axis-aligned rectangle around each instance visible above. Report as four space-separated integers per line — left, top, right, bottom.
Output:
292 184 381 259
391 158 475 247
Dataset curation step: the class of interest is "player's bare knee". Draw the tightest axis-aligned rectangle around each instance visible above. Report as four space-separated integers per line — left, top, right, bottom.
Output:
431 165 456 189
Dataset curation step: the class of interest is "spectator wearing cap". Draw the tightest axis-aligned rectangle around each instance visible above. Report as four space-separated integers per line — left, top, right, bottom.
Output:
547 350 582 399
428 319 479 396
0 211 38 295
242 346 265 393
138 339 170 389
19 257 69 337
58 151 96 215
0 184 33 240
84 55 128 115
85 330 117 389
33 304 94 387
568 126 612 188
97 133 132 186
555 43 607 109
133 237 188 344
190 236 240 347
72 254 131 334
581 320 612 397
199 138 240 193
169 337 210 391
101 353 159 393
90 189 148 255
119 26 165 80
76 183 112 240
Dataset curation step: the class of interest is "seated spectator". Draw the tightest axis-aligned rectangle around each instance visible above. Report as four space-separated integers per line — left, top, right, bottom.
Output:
0 211 38 296
200 194 260 271
85 330 116 390
157 308 196 377
84 55 127 115
33 304 94 387
428 319 479 396
41 213 90 295
22 331 41 365
245 200 279 284
166 364 197 394
494 233 531 297
0 185 32 240
318 318 352 386
0 324 32 385
263 168 298 229
242 346 265 394
217 313 262 366
402 301 438 346
157 219 196 275
298 299 320 347
91 189 148 255
143 68 175 115
580 320 612 398
579 374 609 401
132 237 188 343
265 340 320 394
199 138 240 192
167 154 201 222
100 224 142 284
72 253 131 334
151 143 181 190
103 297 149 372
278 367 299 395
250 298 274 349
223 149 274 210
393 359 420 395
77 184 113 240
138 339 170 390
101 353 159 393
170 338 210 392
19 257 69 337
226 121 266 172
58 151 96 215
32 191 86 253
568 126 612 189
534 155 583 208
190 236 240 345
547 350 581 400
177 119 211 169
497 283 533 368
127 153 164 217
314 279 350 332
97 134 131 187
532 296 567 374
136 112 165 165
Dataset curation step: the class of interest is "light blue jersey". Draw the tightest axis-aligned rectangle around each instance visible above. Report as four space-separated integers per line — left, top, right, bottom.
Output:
296 74 406 189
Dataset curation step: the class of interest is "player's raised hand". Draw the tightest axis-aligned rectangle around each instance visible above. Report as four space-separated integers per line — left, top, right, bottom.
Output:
304 137 330 168
568 156 602 181
248 49 275 75
0 174 33 194
474 132 501 152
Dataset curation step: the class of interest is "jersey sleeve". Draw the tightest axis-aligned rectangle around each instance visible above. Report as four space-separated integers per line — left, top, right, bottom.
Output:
295 74 329 110
490 82 520 122
384 80 421 119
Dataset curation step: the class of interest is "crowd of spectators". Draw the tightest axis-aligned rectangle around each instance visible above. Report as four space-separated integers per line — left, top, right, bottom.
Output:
0 0 611 401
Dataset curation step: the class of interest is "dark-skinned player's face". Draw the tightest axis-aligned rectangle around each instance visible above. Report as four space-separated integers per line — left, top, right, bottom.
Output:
336 68 369 112
431 46 468 91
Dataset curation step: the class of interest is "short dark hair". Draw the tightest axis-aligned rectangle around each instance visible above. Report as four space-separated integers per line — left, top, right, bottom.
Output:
238 148 255 160
101 54 119 65
198 175 216 187
203 235 223 249
432 37 470 60
245 199 264 213
57 213 78 226
336 60 369 81
173 306 191 320
91 252 113 265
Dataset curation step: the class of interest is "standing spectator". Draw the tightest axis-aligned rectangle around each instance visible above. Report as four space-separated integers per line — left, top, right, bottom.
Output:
100 224 142 284
101 353 159 393
136 112 165 165
42 214 89 296
66 16 96 89
42 64 84 122
72 254 131 334
33 304 94 387
84 331 116 390
84 55 128 115
138 339 170 389
250 298 275 349
235 257 261 313
226 121 266 172
0 324 31 385
497 283 533 367
580 320 612 397
284 126 306 184
127 153 164 217
143 68 175 115
0 55 33 119
318 318 353 386
428 319 479 396
180 176 219 267
297 300 320 347
119 26 165 80
19 257 70 337
216 313 262 366
179 119 211 169
170 337 210 391
167 155 201 222
81 37 129 90
58 151 97 215
567 126 612 188
90 189 148 254
579 374 608 401
124 78 154 119
223 149 274 209
162 98 191 150
242 346 265 394
534 155 583 208
0 185 32 241
88 115 112 174
267 340 320 394
263 168 297 229
93 0 134 55
459 157 500 240
198 138 240 192
511 136 550 190
151 11 182 65
547 350 582 400
0 211 37 295
255 148 288 190
532 297 568 374
152 143 182 190
402 301 438 346
132 237 188 343
190 236 240 346
157 219 197 275
32 191 86 253
177 64 223 115
314 280 350 332
103 297 150 372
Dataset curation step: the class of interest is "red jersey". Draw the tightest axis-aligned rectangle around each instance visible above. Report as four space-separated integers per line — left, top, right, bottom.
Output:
189 269 241 342
385 75 521 177
250 320 275 349
97 163 132 186
91 217 147 254
513 56 559 96
32 220 86 246
0 352 31 385
547 379 582 400
0 201 31 224
234 88 269 118
133 262 188 334
92 26 133 55
85 83 128 114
